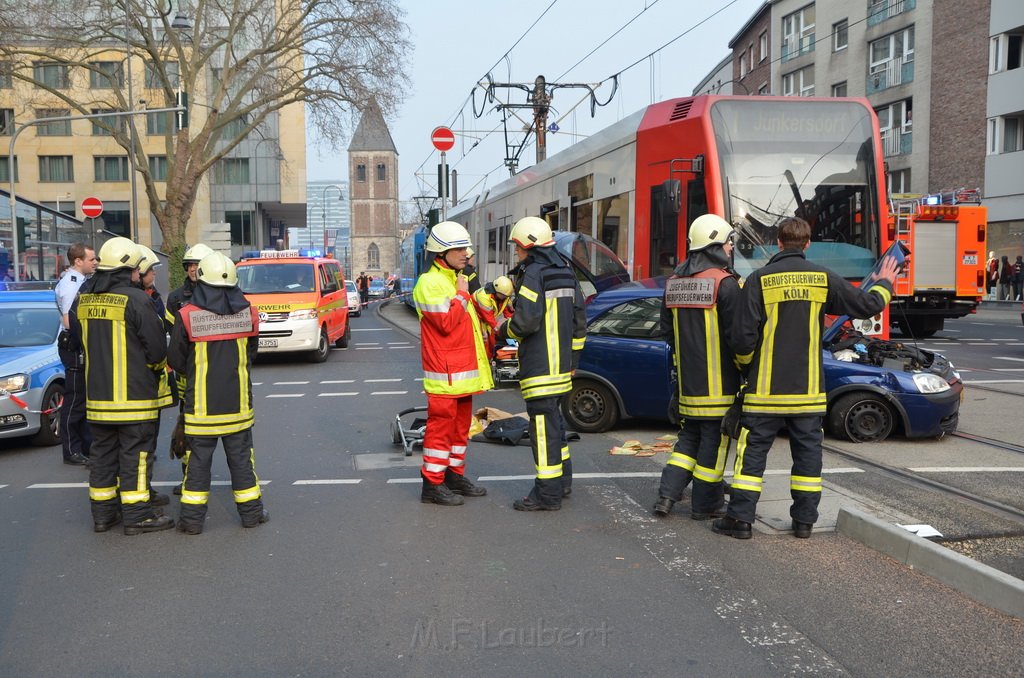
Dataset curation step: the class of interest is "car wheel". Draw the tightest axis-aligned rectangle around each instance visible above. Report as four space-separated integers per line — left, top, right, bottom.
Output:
562 380 620 433
307 327 330 363
334 322 351 349
351 307 361 318
828 392 894 443
30 382 64 447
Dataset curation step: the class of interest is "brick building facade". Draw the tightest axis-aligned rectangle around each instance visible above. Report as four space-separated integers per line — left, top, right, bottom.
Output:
348 98 399 278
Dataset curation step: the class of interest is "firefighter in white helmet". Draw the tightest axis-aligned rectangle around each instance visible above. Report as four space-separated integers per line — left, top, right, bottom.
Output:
412 221 494 506
471 275 515 356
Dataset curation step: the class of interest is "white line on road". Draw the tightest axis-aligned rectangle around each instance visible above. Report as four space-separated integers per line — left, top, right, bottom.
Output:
992 368 1024 372
387 478 422 484
354 342 380 346
252 382 263 386
966 343 999 346
266 393 304 398
352 328 391 332
365 378 401 382
390 346 416 349
964 379 1024 384
356 347 384 350
387 342 411 345
293 479 362 485
910 467 1024 473
273 381 309 385
28 482 87 489
969 322 995 326
995 356 1024 362
320 379 354 384
991 338 1018 341
371 391 408 395
0 484 7 489
30 480 270 489
318 392 359 397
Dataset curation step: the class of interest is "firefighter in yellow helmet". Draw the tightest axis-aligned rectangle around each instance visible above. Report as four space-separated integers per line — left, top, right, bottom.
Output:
653 214 741 520
412 221 494 506
167 252 267 533
496 217 586 510
69 237 174 535
471 275 514 357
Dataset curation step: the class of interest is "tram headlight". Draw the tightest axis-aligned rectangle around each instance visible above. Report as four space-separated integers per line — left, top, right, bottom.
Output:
913 373 950 394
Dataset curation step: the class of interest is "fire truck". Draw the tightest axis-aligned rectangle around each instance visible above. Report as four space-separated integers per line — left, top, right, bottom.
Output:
884 188 987 338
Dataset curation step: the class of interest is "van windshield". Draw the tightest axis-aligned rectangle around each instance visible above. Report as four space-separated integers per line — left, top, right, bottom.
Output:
237 263 316 294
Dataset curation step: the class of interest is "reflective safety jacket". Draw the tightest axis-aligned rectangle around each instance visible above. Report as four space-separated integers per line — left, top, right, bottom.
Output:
733 249 894 415
661 267 742 419
70 271 168 423
168 301 259 436
165 279 196 395
413 259 494 396
501 246 586 401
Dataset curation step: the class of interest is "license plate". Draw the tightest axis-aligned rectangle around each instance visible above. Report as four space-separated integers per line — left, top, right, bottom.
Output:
0 414 26 425
258 338 278 348
962 254 978 265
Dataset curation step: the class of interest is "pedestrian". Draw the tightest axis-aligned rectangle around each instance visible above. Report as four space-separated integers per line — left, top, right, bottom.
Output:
54 242 97 466
496 216 586 511
986 251 998 298
463 247 482 294
713 217 898 540
471 275 515 357
412 221 493 506
998 255 1013 301
69 237 175 535
1013 255 1023 301
357 271 370 306
167 252 268 534
652 214 742 520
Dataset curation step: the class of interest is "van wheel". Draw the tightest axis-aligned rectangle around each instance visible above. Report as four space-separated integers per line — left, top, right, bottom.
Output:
562 380 619 433
828 392 894 443
31 382 64 446
334 322 351 349
307 328 330 363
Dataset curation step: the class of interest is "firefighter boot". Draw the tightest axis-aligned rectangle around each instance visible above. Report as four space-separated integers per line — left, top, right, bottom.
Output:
513 487 561 512
444 469 487 497
243 509 270 528
421 478 465 506
711 515 752 540
123 514 175 536
653 497 675 517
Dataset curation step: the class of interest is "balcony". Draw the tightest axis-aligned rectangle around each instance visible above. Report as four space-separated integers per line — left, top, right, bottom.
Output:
881 128 912 157
868 0 915 27
867 56 915 93
781 33 815 62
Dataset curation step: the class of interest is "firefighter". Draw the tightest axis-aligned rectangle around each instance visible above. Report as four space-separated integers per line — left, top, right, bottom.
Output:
713 217 898 540
54 242 97 466
165 243 214 492
496 217 586 511
167 252 267 533
412 221 493 506
653 214 742 520
69 237 174 535
472 275 514 357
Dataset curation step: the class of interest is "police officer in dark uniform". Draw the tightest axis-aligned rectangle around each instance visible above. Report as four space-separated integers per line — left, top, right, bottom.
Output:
653 215 742 520
69 237 174 535
54 243 97 465
168 252 268 534
497 217 586 511
713 217 898 540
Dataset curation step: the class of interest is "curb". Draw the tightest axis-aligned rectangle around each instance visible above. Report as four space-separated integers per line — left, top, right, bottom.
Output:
836 506 1024 620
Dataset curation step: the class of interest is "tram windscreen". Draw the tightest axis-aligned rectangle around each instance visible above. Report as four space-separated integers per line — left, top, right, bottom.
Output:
711 100 881 280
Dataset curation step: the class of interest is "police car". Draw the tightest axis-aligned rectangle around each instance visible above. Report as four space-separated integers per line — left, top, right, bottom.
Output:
0 290 64 445
236 249 351 362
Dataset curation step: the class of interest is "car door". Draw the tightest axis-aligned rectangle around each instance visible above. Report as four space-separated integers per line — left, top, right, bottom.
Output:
317 263 343 340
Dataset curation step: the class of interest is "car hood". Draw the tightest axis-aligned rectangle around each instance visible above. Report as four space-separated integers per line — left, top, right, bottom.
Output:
0 345 59 376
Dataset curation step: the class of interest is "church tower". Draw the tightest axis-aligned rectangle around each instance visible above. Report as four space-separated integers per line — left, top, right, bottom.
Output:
347 98 399 279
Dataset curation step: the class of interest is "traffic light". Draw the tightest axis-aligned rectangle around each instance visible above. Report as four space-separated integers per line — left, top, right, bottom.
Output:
175 90 189 130
426 208 440 228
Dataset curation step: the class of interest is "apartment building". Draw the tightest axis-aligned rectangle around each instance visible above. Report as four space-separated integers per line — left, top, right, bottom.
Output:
294 179 351 268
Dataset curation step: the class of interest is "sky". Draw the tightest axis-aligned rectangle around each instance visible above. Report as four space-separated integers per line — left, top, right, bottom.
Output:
305 0 765 207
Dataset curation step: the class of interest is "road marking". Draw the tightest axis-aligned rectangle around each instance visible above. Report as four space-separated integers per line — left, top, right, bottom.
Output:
387 342 411 345
945 328 961 332
30 480 270 489
366 378 401 382
964 379 1024 384
967 343 998 346
352 328 391 332
910 467 1024 473
387 478 422 484
28 483 88 489
969 322 995 326
992 338 1018 341
0 484 7 489
266 393 304 398
273 381 309 385
356 347 384 350
995 356 1024 362
354 342 380 346
318 392 359 397
320 379 354 384
390 345 416 349
293 479 362 485
371 391 408 395
992 368 1024 372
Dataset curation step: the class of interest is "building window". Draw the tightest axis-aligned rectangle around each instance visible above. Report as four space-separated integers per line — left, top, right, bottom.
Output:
1010 33 1024 71
988 118 999 155
91 109 126 136
869 27 915 90
782 66 814 97
94 156 129 181
758 82 769 95
748 44 754 71
832 81 847 97
0 108 12 135
1002 115 1024 153
147 111 170 135
102 208 131 237
226 210 254 247
216 158 250 184
33 62 70 89
221 114 247 140
833 20 848 51
876 98 912 157
781 5 815 61
149 155 169 181
89 61 124 88
356 164 367 182
888 168 911 195
144 60 179 88
0 156 18 183
367 243 380 269
738 55 747 79
35 109 71 136
39 156 74 182
0 61 12 88
759 31 768 62
376 163 386 181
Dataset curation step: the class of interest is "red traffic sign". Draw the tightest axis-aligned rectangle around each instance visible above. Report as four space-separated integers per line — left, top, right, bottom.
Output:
81 197 104 218
431 126 456 152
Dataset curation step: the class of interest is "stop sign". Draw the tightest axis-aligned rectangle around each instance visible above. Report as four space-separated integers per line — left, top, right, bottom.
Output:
431 126 456 152
82 197 104 218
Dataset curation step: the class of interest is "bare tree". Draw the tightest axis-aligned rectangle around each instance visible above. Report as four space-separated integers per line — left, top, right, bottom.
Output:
0 0 410 281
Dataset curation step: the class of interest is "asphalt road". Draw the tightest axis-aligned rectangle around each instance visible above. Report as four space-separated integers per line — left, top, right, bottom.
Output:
1 300 1022 676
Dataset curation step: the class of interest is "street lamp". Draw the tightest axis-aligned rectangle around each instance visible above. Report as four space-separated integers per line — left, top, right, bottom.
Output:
321 184 344 255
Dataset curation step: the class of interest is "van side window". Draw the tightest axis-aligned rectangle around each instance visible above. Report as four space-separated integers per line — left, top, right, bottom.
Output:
319 264 338 293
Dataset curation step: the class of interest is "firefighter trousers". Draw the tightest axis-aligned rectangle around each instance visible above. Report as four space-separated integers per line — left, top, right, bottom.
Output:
58 362 91 460
421 394 473 484
727 415 824 525
658 418 730 513
526 396 571 505
179 428 264 528
88 421 157 525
